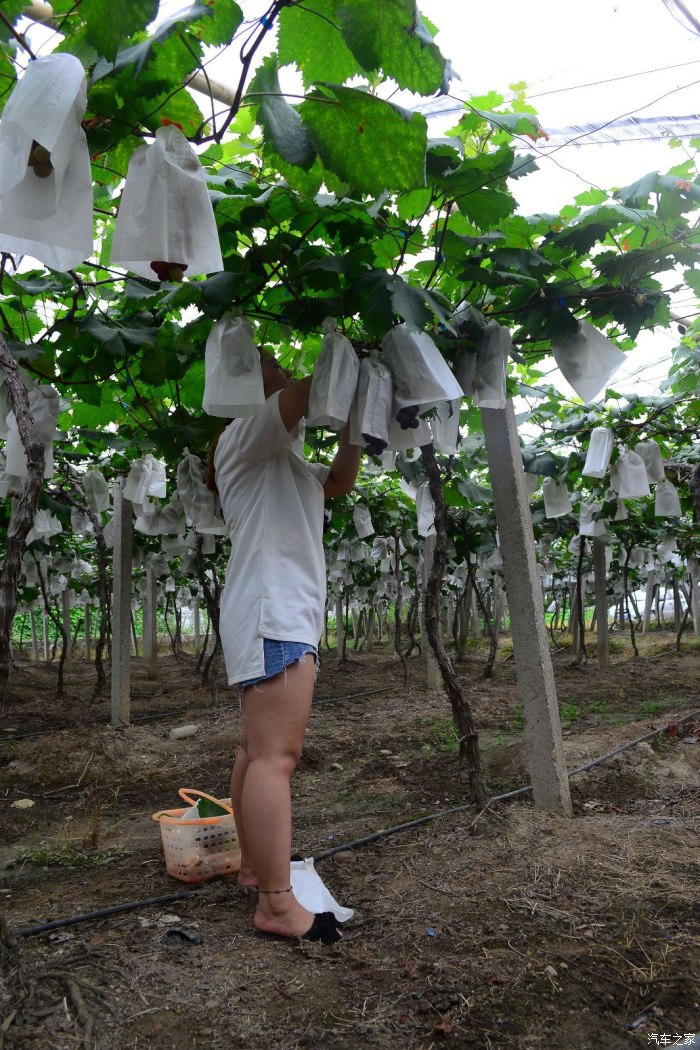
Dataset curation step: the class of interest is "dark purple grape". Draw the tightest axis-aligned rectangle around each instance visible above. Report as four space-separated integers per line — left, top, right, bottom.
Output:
362 434 387 456
396 405 420 429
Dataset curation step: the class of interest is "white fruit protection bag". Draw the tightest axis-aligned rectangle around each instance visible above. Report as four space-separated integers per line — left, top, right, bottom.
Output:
203 315 265 417
134 494 187 537
474 321 510 409
0 54 93 269
634 439 665 483
582 426 614 478
81 470 111 514
349 356 394 450
3 386 59 479
307 318 360 429
430 399 461 455
416 480 436 537
176 451 225 532
0 380 12 438
542 478 572 518
110 124 223 279
26 508 63 544
452 347 478 397
123 455 167 504
610 450 650 499
381 325 462 409
579 501 610 538
353 504 375 538
654 479 682 517
552 321 626 403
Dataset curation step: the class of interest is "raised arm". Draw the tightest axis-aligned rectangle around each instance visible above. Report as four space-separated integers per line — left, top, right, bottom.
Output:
276 375 312 433
324 424 362 499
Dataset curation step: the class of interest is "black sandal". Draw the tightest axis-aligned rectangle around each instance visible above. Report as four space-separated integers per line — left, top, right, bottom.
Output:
302 911 343 944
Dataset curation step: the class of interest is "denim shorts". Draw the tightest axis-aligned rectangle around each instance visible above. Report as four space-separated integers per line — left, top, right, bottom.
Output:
237 639 318 691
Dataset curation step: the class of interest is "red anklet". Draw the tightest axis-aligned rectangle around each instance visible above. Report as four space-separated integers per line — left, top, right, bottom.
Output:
258 886 292 894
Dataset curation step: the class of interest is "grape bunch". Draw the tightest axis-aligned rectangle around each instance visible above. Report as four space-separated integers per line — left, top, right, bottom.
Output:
150 260 188 283
27 140 53 179
362 434 388 456
395 405 420 430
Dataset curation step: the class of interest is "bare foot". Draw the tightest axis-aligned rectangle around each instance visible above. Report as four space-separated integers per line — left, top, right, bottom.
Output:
254 892 332 940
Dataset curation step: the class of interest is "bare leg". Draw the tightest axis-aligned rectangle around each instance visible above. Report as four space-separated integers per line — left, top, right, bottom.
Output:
237 657 324 938
230 730 256 887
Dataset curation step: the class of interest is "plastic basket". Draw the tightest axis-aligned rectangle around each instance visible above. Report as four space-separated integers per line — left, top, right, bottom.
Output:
152 788 241 884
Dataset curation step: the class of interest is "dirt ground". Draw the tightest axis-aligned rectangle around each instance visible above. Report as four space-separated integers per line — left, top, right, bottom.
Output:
1 632 699 1050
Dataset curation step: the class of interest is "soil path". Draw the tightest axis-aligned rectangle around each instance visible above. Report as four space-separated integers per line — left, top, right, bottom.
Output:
1 637 699 1048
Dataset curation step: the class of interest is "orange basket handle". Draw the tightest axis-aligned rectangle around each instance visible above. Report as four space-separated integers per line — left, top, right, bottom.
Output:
178 788 233 814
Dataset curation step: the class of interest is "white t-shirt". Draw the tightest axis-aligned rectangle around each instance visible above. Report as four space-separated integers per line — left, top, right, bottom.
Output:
214 391 330 685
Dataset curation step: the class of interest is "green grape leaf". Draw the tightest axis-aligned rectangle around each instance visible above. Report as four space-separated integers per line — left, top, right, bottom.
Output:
82 0 159 62
336 0 447 95
300 85 427 194
247 56 316 170
278 0 362 86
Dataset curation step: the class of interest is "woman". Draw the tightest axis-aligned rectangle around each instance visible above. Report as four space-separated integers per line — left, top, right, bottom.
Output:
211 348 361 943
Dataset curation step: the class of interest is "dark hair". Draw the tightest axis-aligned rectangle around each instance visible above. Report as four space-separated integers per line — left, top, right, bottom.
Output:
206 423 231 494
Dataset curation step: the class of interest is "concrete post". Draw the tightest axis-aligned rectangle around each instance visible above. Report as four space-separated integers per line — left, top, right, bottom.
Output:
29 607 40 662
592 539 610 670
335 595 344 655
471 591 481 637
642 571 656 636
111 478 133 727
142 565 158 680
672 578 682 634
689 568 700 637
420 534 441 689
481 401 572 817
61 588 72 671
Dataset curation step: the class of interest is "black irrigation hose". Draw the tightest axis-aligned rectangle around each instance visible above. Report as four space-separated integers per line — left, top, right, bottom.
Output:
13 891 202 940
313 687 389 707
314 709 700 859
10 710 699 941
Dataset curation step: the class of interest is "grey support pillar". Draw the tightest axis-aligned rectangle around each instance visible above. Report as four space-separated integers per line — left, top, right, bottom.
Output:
111 478 133 727
672 578 682 634
593 539 610 670
471 590 481 637
690 566 700 638
193 597 201 654
29 607 40 662
335 595 344 655
142 565 158 680
481 401 572 817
